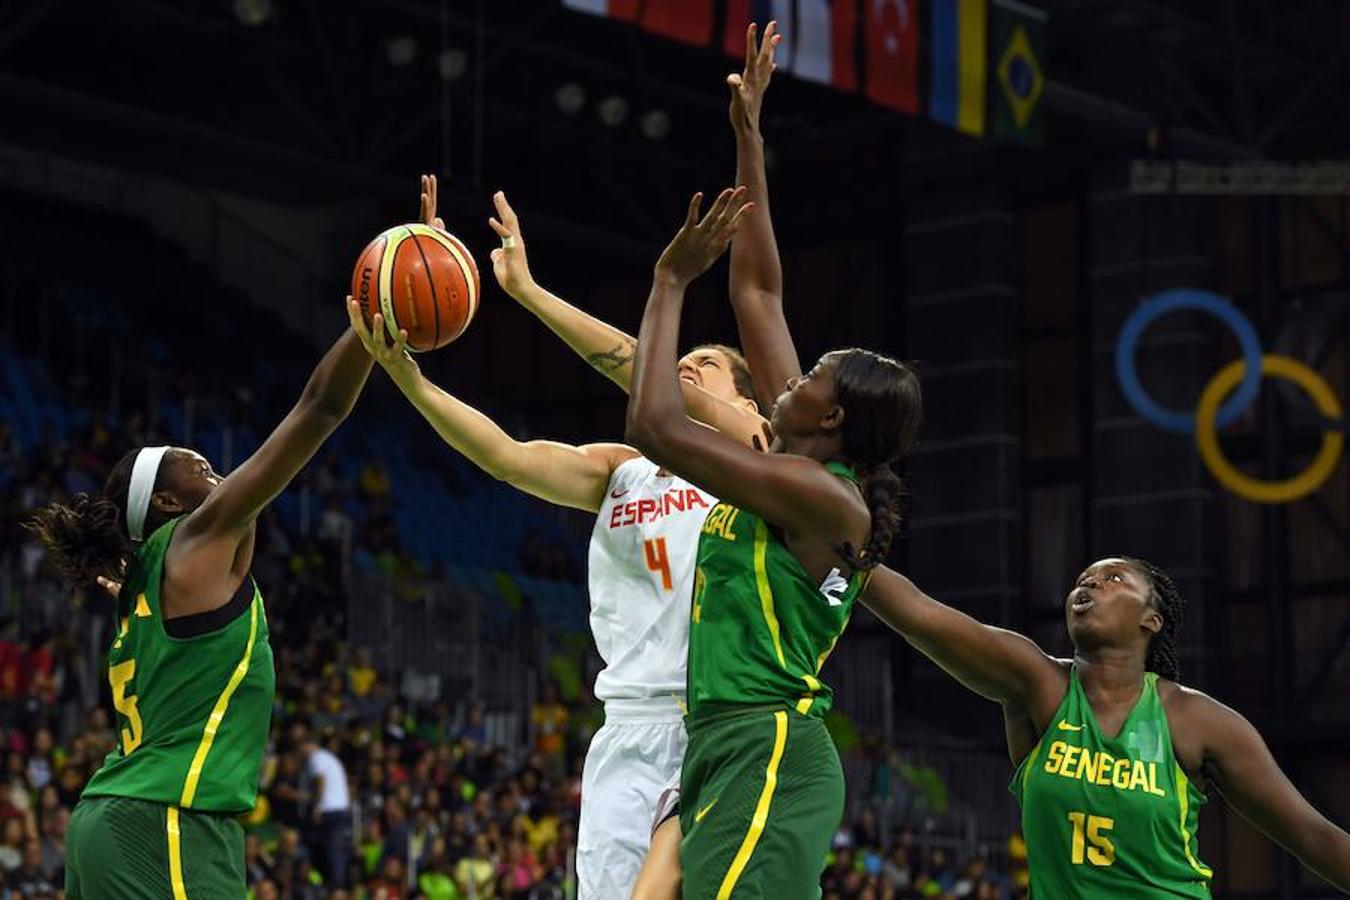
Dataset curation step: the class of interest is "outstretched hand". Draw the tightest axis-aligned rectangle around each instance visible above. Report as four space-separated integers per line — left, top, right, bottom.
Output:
420 174 445 231
487 190 536 300
728 20 780 132
346 296 419 384
655 188 754 286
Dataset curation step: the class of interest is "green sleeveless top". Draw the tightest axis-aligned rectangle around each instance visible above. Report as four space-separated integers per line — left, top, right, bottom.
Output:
1011 669 1213 898
687 461 866 719
83 518 276 814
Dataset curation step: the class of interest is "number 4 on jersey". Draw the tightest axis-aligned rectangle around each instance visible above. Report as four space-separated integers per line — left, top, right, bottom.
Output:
644 537 673 592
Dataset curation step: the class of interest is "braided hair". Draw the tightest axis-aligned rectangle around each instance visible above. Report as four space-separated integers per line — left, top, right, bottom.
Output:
25 448 159 590
1122 556 1184 682
830 350 923 571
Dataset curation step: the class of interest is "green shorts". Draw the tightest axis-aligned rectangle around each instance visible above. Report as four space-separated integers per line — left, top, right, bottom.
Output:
679 704 844 899
66 795 245 899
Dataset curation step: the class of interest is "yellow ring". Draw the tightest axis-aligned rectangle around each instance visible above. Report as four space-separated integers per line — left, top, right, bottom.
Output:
1195 354 1344 504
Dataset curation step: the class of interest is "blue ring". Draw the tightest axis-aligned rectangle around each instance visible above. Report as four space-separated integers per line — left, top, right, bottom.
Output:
1115 289 1264 434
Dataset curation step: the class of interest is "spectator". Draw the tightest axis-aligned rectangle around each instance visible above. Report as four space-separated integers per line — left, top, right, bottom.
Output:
348 646 379 699
455 833 497 899
244 833 272 887
25 729 52 793
270 751 306 829
416 847 458 900
303 731 353 890
36 806 64 883
529 683 567 783
5 838 56 898
369 853 407 900
0 818 24 872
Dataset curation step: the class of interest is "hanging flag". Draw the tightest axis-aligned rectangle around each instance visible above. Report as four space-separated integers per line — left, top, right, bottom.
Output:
560 0 639 21
723 0 794 72
795 0 859 91
990 0 1047 145
639 0 715 46
930 0 987 137
863 0 917 109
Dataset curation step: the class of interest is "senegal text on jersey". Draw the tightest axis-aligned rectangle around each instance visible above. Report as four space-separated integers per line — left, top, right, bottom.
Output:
1043 741 1168 797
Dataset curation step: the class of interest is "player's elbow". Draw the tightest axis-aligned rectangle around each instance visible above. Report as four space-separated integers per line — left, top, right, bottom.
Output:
298 389 354 428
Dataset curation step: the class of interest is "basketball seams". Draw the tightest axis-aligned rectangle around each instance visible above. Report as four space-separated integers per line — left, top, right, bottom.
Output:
406 231 443 352
415 226 478 341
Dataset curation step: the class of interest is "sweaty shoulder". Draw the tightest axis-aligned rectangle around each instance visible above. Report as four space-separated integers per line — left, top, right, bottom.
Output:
1158 679 1231 783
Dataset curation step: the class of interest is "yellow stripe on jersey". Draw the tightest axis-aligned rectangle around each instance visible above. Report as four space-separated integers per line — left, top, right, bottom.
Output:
166 807 188 900
179 598 260 808
1175 763 1214 878
717 710 789 899
796 674 822 716
753 521 787 668
1021 737 1044 796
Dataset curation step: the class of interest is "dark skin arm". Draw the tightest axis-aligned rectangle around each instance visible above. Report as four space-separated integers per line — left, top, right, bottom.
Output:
625 190 866 576
1168 688 1350 892
862 567 1068 735
727 21 801 410
165 326 373 617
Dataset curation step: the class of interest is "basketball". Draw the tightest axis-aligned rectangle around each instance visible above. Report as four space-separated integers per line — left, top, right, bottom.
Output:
350 223 480 352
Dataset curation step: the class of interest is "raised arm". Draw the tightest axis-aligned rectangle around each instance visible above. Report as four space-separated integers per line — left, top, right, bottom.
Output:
726 21 801 408
862 567 1065 708
479 186 765 446
347 300 632 513
1186 693 1350 892
179 323 373 542
625 190 858 537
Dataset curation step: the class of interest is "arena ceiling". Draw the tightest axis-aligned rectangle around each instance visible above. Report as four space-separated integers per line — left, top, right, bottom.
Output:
2 0 1347 244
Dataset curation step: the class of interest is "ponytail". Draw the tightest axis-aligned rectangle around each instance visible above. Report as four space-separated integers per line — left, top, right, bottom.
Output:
26 492 133 589
24 447 143 591
839 463 905 572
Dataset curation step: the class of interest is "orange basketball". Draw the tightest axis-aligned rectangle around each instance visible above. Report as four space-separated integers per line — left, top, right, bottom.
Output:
350 223 480 352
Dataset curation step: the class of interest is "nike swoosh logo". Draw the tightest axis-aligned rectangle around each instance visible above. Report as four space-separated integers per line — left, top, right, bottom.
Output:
611 488 630 499
695 799 717 822
1057 721 1084 732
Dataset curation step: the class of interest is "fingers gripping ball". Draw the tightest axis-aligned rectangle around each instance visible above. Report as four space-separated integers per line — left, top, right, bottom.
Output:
351 224 480 352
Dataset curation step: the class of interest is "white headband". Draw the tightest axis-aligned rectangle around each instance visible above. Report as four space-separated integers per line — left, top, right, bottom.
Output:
126 446 171 543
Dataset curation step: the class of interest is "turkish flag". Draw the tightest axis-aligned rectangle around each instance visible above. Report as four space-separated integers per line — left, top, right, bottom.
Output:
865 0 919 112
640 0 715 46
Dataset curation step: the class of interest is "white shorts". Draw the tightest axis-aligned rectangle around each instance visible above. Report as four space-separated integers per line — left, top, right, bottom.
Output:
577 698 686 900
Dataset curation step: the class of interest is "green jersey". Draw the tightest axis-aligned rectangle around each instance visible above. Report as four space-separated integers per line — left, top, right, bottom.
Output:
687 462 865 718
83 518 276 814
1011 669 1212 899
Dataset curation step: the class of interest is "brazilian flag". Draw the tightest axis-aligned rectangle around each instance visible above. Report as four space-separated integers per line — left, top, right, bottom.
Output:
990 0 1047 145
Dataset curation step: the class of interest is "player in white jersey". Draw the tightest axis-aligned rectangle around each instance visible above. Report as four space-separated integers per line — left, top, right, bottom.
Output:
349 176 768 899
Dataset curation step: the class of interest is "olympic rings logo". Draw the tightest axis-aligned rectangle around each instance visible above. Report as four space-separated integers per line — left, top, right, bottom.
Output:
1115 289 1345 504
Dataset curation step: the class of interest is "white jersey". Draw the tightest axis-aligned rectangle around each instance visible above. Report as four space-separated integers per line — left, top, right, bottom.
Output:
588 455 715 703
